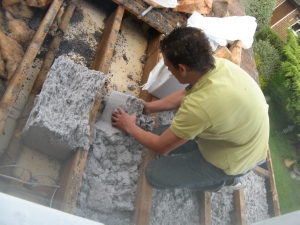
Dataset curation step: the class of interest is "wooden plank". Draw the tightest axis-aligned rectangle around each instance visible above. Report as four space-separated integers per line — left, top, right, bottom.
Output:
131 29 161 225
32 0 80 94
0 0 64 134
112 0 188 34
91 6 124 73
139 29 161 102
52 6 124 213
200 191 212 225
253 166 270 178
266 148 281 216
235 188 246 225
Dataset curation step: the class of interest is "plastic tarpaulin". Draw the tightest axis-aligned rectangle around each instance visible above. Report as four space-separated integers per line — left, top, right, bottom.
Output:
187 11 257 51
141 58 187 99
149 0 178 8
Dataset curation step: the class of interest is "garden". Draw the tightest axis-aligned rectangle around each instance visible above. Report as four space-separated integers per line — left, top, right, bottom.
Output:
244 0 300 214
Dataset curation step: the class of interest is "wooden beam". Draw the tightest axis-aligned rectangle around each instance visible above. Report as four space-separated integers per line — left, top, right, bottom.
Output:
200 191 212 225
139 29 161 102
52 6 124 213
266 148 281 216
91 6 124 73
235 189 246 225
131 29 161 225
32 0 80 94
112 0 188 34
253 166 270 179
0 0 64 134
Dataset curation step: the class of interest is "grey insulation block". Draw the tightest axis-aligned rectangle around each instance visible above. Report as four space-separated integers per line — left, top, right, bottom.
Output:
22 56 106 160
95 90 155 136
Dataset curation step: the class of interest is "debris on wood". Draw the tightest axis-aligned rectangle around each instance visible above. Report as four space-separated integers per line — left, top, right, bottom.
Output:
212 0 229 17
174 0 213 15
213 40 242 66
6 11 35 43
229 40 242 66
0 30 24 80
2 0 35 19
26 0 53 8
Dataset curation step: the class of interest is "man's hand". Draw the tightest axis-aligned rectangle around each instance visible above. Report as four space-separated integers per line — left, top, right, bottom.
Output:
111 107 136 133
142 100 152 115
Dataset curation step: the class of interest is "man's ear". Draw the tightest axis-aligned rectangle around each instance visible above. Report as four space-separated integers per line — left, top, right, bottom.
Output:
178 64 188 76
178 64 188 73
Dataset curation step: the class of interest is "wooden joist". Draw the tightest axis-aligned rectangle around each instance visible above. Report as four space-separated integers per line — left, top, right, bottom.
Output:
235 188 246 225
266 148 281 216
52 6 125 213
131 29 161 225
200 191 212 225
32 0 80 94
253 166 270 178
112 0 188 34
91 6 124 73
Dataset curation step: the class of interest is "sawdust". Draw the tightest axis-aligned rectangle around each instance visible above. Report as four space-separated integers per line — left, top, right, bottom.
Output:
56 8 101 68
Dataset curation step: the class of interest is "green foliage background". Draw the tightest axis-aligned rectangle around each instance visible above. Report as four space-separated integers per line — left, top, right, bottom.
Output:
279 29 300 125
243 0 276 32
253 40 281 80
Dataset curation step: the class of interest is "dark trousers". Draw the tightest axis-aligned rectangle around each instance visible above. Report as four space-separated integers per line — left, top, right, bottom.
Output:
144 125 241 192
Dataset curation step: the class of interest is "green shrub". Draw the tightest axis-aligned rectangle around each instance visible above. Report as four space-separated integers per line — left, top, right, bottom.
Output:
243 0 276 33
256 26 286 52
253 39 281 80
279 29 300 125
259 76 268 90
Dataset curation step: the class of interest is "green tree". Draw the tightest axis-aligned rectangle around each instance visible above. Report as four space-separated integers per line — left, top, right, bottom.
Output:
253 39 281 80
243 0 276 33
280 29 300 124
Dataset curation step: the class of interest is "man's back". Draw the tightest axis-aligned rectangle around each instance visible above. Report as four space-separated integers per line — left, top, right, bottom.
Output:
170 58 269 175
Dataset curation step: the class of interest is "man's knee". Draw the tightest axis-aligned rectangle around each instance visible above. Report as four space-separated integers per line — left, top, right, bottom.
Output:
144 162 166 190
144 163 156 187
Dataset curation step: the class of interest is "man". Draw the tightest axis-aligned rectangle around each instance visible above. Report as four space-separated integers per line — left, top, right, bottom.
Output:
112 27 269 192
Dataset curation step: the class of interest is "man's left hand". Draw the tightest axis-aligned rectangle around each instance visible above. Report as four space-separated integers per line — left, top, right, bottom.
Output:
111 107 136 133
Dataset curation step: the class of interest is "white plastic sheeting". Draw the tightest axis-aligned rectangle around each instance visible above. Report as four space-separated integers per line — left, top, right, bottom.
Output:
187 11 257 51
149 0 178 8
142 58 187 99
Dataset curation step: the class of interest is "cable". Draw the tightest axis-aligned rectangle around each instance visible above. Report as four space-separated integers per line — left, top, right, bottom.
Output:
0 174 60 188
50 188 59 208
0 164 60 207
31 174 57 184
0 165 32 180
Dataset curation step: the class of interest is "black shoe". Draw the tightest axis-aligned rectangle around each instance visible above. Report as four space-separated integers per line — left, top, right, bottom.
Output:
221 177 245 191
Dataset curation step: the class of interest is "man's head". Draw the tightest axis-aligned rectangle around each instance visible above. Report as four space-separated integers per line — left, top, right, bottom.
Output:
160 27 215 75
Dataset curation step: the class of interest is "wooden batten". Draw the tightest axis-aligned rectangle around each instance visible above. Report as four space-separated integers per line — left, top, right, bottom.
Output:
112 0 188 34
52 6 124 213
200 191 212 225
266 148 281 216
0 0 64 134
235 188 246 225
91 6 124 73
32 0 80 94
131 29 161 225
253 166 270 179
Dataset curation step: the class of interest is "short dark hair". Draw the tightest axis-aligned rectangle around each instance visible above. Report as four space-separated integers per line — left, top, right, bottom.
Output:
160 27 215 74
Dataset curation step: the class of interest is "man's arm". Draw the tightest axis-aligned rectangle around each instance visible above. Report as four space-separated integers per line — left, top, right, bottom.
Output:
143 89 185 114
111 107 188 155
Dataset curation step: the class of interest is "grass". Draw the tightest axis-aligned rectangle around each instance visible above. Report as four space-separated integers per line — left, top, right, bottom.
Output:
267 94 300 214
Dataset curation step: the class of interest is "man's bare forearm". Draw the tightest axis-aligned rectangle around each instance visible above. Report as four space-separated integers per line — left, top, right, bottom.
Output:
146 89 185 113
127 124 187 156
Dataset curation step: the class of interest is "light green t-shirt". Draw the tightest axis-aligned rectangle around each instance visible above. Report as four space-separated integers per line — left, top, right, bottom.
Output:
170 58 269 175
